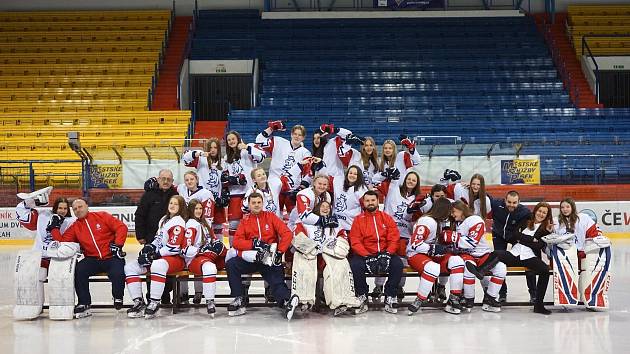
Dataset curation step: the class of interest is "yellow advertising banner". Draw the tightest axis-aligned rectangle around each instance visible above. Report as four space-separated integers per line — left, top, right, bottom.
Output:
500 159 540 185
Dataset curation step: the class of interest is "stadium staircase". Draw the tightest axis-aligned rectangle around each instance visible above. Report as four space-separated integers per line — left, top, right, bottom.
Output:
151 16 193 110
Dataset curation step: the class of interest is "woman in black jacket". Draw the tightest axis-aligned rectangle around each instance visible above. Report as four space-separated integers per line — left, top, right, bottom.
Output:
466 201 553 315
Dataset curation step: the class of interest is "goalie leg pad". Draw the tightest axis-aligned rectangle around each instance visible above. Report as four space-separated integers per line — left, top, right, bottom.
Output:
322 253 361 309
322 238 350 259
14 250 45 320
292 233 318 257
291 251 318 305
48 255 78 320
550 245 580 307
579 246 611 311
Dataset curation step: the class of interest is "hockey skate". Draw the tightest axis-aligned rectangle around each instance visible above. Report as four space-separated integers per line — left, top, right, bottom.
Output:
264 286 276 304
332 305 348 317
407 296 429 316
370 285 383 303
144 300 160 319
228 296 246 317
435 284 447 304
193 292 203 305
462 298 474 313
444 294 463 315
396 286 406 302
206 300 216 318
73 304 92 319
354 294 369 315
284 294 300 321
242 284 251 307
113 298 124 311
127 298 146 318
384 296 398 314
482 294 502 313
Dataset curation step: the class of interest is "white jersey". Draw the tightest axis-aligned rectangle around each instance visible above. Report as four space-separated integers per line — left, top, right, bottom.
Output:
419 195 455 214
182 150 223 200
321 128 354 178
242 183 281 217
383 187 416 239
222 144 265 196
331 176 367 231
348 152 381 187
255 133 311 179
407 216 438 258
294 221 345 254
509 223 538 260
455 215 491 257
288 188 333 230
177 184 215 225
15 201 76 256
182 219 213 266
447 183 492 218
554 213 602 251
153 215 186 257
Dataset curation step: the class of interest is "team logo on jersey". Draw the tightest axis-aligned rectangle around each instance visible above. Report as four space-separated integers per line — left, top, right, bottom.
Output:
312 227 326 246
231 161 244 174
95 223 102 230
207 170 220 190
394 203 407 222
266 199 277 213
282 155 296 174
265 224 270 231
335 194 348 213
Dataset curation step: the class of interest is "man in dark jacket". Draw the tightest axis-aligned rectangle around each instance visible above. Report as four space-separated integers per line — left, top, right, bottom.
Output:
135 169 178 244
134 168 178 303
490 191 532 302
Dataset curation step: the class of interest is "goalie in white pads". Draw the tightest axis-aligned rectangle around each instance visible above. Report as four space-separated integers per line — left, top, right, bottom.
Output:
14 187 77 320
551 198 611 311
407 198 465 315
292 201 361 316
50 198 128 318
449 201 507 313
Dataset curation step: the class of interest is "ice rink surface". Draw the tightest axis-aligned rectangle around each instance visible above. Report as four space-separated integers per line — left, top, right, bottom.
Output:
1 241 628 354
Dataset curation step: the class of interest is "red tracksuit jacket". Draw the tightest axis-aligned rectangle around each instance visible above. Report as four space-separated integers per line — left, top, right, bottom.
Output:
52 211 128 259
233 211 293 253
349 210 400 257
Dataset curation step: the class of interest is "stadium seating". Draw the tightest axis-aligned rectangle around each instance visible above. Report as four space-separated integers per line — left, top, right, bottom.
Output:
0 10 191 188
188 10 629 183
567 4 630 58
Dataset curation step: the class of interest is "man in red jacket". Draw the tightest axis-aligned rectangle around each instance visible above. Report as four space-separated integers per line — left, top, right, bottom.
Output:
225 192 299 320
349 190 403 314
50 198 128 318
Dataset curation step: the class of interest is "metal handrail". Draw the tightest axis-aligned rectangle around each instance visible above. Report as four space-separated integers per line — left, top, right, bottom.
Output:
581 36 600 104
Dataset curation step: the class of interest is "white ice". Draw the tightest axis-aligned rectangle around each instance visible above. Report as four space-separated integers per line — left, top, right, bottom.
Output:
1 241 629 354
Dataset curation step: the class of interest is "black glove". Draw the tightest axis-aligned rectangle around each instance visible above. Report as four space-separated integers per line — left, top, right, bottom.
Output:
143 177 159 191
209 240 226 255
377 252 392 273
299 180 310 190
407 197 427 214
365 256 379 274
216 189 230 208
381 167 400 181
46 214 64 232
319 215 339 228
140 244 157 256
345 133 366 146
237 174 247 186
312 159 325 173
109 243 126 259
221 171 231 186
272 252 283 267
440 169 461 183
138 253 152 266
252 238 270 252
428 243 447 257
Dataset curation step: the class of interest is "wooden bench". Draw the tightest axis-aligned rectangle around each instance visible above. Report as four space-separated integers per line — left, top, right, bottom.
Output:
54 267 553 314
0 10 172 23
0 88 150 101
568 5 630 16
0 30 167 43
0 63 156 76
0 74 154 89
0 20 169 33
0 41 163 54
0 51 160 65
0 111 191 126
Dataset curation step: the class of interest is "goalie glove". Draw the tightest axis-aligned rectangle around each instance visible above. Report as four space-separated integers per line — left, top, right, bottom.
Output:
381 167 400 181
215 190 230 208
143 177 159 191
427 243 447 257
399 134 415 152
109 243 126 259
440 169 461 183
46 214 64 232
267 120 286 132
365 255 379 275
